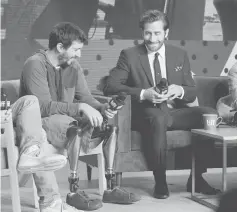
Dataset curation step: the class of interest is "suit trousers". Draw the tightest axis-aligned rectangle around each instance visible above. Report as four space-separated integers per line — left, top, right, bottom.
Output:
137 105 217 176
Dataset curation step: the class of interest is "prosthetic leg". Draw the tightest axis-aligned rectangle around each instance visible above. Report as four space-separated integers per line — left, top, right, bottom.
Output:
66 120 140 208
66 122 103 211
66 120 118 192
101 122 141 204
101 123 118 190
66 123 82 193
65 119 119 211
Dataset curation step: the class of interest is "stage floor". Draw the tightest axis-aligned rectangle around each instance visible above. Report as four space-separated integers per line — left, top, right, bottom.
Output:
1 163 237 212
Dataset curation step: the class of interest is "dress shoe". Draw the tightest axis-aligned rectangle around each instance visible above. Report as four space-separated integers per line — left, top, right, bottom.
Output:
153 183 170 199
17 145 67 173
187 175 221 195
66 191 102 211
102 187 141 204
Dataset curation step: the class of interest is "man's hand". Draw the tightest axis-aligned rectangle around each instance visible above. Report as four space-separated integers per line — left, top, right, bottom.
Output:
143 87 168 104
78 103 103 127
162 84 183 100
100 103 118 119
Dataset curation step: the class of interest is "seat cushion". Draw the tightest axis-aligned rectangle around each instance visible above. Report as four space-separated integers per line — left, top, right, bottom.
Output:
194 76 229 108
1 80 20 104
131 130 191 151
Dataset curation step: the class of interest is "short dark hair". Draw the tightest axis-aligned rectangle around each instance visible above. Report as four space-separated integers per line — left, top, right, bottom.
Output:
139 10 169 31
48 22 87 50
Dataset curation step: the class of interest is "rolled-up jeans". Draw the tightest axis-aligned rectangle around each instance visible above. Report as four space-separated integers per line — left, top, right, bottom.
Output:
7 96 55 207
10 96 95 208
9 96 59 207
12 96 100 207
11 95 44 155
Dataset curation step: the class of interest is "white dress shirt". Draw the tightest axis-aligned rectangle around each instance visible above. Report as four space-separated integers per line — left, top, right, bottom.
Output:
148 43 167 85
140 44 184 101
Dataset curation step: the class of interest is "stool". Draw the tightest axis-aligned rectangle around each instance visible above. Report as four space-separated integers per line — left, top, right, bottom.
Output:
1 110 21 212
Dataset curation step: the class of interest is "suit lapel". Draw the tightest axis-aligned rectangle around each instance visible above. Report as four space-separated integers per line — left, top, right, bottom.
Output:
138 44 153 86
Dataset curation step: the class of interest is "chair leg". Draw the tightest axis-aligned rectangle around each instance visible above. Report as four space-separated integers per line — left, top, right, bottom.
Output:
18 172 39 208
86 165 92 181
97 153 107 195
8 148 21 212
9 170 21 212
115 172 122 187
32 176 39 209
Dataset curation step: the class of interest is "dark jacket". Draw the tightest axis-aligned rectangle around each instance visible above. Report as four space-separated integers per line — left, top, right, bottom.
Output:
20 50 101 117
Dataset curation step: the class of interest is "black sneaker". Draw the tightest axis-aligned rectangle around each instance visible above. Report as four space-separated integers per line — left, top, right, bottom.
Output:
102 187 141 204
66 191 103 211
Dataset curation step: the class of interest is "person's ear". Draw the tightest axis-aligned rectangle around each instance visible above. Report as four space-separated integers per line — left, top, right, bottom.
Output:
56 43 64 53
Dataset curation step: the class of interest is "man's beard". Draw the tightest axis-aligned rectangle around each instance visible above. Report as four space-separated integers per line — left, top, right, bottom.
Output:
58 52 71 68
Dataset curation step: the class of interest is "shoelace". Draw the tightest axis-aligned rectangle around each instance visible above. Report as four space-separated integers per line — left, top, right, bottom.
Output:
72 183 90 201
77 190 90 201
30 149 40 157
23 145 40 157
114 187 128 192
113 187 132 198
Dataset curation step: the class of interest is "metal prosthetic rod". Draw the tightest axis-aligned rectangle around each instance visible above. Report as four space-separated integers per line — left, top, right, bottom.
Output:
66 124 83 193
102 122 118 190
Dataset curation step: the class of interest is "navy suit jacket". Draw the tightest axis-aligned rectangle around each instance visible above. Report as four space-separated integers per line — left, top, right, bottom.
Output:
104 43 197 113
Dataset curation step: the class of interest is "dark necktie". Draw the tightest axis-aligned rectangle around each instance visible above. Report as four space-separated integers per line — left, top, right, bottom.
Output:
154 52 162 86
153 52 172 127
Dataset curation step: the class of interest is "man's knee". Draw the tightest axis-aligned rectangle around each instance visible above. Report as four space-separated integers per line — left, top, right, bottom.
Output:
11 95 40 116
16 95 39 108
42 115 77 149
19 95 39 104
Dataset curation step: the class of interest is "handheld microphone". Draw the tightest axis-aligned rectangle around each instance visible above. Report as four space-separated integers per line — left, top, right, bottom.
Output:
154 78 168 95
99 92 127 132
108 92 127 111
153 78 168 107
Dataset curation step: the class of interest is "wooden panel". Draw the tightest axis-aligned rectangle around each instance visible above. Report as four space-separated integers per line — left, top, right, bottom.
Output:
167 40 235 76
116 96 132 153
36 39 137 94
33 40 236 90
2 39 235 88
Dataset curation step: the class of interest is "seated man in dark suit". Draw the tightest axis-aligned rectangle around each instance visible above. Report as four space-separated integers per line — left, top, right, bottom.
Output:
104 9 221 199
